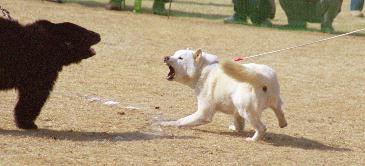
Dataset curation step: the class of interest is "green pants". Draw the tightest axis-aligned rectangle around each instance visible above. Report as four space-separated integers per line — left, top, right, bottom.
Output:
279 0 342 30
233 0 275 24
109 0 122 3
109 0 167 4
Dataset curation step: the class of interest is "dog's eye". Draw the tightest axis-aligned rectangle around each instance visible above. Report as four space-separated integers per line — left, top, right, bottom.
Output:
178 57 183 60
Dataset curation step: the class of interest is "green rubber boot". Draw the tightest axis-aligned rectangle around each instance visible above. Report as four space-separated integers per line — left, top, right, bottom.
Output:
46 0 63 3
106 0 123 10
321 26 334 33
224 0 248 24
153 0 167 16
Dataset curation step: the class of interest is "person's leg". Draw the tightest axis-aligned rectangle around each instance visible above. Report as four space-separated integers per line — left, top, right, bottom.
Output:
279 0 307 28
351 0 364 11
46 0 63 3
224 0 249 24
106 0 123 10
248 0 275 26
350 0 364 17
268 0 276 19
153 0 168 15
316 0 341 33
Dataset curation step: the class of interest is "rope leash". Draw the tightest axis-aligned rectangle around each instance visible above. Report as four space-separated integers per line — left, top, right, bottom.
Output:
234 27 365 62
0 5 13 20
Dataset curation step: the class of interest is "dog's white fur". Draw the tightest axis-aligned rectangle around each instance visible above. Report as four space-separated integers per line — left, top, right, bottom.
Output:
162 49 287 141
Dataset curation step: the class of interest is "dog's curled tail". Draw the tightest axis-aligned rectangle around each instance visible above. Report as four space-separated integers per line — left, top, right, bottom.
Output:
220 59 266 87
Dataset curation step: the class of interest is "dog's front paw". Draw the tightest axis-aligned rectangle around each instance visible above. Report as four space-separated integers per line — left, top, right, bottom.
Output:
159 121 179 127
245 137 258 142
228 124 243 132
279 120 288 128
279 121 288 128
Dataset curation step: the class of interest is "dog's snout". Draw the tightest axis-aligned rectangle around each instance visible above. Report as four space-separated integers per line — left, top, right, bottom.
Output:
164 56 170 62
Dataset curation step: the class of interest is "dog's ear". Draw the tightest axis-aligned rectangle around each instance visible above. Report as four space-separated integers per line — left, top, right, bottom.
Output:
193 48 202 62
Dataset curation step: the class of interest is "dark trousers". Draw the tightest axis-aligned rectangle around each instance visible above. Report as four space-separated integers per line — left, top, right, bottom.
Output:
279 0 341 29
351 0 364 11
233 0 275 24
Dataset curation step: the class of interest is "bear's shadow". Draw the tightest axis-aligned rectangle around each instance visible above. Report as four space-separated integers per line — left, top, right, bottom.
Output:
0 128 197 142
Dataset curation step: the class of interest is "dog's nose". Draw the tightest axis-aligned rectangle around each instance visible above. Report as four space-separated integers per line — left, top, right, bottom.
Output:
164 56 170 62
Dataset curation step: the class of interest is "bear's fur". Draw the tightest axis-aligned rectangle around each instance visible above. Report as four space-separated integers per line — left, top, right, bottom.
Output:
0 18 100 129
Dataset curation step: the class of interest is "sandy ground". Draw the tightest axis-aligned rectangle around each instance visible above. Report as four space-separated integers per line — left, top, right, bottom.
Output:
0 0 364 165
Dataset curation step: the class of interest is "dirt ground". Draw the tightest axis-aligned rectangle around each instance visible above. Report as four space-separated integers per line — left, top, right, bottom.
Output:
1 0 364 165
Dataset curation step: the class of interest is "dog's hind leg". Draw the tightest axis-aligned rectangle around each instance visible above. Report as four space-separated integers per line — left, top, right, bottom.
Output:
270 97 287 128
239 104 266 141
14 85 52 129
233 111 245 132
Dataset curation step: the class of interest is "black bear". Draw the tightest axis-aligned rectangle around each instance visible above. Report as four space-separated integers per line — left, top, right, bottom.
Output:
0 18 101 129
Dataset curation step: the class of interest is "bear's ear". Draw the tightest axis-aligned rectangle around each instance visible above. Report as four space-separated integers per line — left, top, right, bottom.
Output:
34 20 54 30
27 20 56 38
193 48 202 62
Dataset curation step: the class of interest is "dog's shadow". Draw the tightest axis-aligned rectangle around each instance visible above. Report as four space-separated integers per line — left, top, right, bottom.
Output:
0 128 197 142
194 129 351 152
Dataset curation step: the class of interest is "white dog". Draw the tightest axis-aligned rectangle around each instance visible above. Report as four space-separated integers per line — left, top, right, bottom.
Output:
161 49 287 141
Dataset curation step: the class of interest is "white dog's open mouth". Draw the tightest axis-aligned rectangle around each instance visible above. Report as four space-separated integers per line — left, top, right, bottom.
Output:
166 65 175 81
